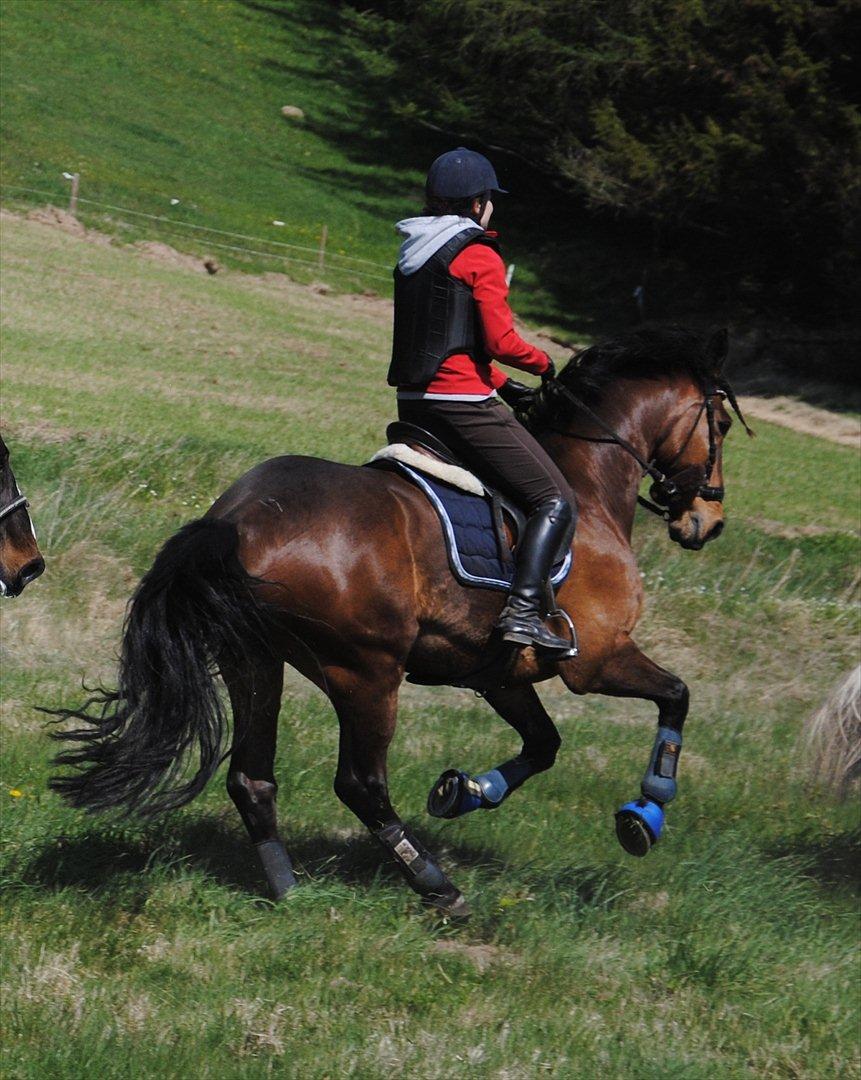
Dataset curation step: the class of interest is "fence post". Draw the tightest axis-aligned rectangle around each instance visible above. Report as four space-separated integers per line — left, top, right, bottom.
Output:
69 173 80 217
318 224 328 270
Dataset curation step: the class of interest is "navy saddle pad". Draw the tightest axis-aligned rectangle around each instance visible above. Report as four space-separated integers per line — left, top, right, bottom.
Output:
387 462 572 592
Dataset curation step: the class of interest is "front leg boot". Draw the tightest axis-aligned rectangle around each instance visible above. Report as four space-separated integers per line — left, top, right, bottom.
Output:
615 726 681 856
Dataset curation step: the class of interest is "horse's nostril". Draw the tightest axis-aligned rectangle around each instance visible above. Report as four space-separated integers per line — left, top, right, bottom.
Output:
18 557 45 587
709 520 725 541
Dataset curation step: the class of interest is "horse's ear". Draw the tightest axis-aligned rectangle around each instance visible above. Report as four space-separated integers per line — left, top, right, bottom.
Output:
704 328 729 374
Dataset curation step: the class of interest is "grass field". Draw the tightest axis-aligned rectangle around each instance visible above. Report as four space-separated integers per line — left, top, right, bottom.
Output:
0 0 649 336
1 213 859 1078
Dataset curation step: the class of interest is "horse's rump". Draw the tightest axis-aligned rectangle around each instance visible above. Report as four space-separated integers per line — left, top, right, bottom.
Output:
208 454 508 675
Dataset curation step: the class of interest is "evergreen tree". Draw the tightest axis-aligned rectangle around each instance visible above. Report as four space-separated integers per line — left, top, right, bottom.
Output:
344 0 860 313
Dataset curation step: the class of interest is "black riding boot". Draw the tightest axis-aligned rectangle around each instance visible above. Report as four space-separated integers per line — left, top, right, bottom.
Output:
496 497 576 657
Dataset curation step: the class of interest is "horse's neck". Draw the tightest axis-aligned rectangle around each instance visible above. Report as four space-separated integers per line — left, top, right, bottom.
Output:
541 388 665 539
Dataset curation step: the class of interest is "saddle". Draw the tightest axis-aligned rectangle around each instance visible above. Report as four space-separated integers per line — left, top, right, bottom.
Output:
366 421 576 690
371 421 571 585
388 421 527 548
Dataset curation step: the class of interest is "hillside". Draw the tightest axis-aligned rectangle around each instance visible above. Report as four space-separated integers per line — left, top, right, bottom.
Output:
1 213 859 1078
0 0 396 278
0 0 653 336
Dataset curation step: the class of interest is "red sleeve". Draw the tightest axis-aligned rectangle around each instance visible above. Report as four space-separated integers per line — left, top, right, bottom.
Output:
449 243 551 378
488 364 509 389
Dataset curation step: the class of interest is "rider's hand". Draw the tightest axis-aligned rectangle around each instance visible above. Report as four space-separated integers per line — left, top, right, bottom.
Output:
541 357 557 383
498 378 537 409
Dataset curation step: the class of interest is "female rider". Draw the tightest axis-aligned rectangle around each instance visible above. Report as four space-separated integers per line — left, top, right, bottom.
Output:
389 147 577 657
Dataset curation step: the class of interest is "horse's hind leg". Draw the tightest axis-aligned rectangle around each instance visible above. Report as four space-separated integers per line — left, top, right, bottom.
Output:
427 685 561 819
327 662 467 915
223 657 297 899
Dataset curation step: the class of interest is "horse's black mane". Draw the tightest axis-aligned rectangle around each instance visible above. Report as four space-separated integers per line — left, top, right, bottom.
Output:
521 326 752 436
556 326 715 403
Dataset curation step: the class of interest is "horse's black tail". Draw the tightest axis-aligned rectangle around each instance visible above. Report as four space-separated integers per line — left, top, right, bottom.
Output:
48 518 271 816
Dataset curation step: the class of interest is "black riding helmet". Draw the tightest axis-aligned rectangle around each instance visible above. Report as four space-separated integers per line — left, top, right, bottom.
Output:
425 147 508 201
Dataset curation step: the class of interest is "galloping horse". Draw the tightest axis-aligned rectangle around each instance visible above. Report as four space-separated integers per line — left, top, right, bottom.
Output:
0 434 44 597
50 327 750 913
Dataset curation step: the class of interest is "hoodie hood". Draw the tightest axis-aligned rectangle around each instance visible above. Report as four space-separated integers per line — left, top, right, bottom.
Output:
395 215 482 276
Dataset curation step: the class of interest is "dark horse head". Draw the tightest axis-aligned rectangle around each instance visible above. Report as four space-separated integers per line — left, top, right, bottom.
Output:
524 326 753 551
0 434 45 597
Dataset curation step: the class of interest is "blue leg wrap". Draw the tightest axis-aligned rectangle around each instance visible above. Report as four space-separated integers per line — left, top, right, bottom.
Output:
615 727 682 856
641 725 682 804
427 757 533 819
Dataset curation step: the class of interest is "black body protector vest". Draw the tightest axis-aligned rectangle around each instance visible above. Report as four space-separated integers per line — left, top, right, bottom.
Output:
387 230 501 387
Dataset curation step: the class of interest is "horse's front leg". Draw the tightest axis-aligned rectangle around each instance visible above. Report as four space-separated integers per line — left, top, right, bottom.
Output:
577 639 689 856
427 685 561 819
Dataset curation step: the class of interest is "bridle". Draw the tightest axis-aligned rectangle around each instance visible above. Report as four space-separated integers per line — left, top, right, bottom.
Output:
0 493 29 525
527 375 752 521
639 390 725 518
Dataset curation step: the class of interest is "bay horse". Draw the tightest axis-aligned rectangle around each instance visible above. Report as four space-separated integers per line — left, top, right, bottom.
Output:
0 434 44 598
49 327 750 914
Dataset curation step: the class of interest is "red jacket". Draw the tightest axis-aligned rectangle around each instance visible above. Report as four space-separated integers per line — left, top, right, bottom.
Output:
398 237 550 399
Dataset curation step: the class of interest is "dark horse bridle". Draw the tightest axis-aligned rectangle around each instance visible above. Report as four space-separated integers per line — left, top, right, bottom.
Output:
531 376 752 521
0 493 29 525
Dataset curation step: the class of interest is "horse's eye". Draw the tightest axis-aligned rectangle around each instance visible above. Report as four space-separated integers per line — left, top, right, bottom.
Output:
718 419 731 436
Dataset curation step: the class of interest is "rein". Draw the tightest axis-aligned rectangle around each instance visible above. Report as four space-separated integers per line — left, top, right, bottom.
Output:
532 374 752 520
0 494 29 524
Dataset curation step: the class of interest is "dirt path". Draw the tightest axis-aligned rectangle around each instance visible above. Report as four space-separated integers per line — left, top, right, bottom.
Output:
734 396 859 448
4 206 857 449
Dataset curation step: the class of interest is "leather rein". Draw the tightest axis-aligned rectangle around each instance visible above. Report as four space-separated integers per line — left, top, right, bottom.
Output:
534 377 752 521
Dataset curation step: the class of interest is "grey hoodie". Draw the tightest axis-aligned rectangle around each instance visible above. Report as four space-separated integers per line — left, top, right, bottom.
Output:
395 215 482 276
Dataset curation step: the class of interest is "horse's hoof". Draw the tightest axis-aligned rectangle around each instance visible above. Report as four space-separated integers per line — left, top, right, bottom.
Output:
615 799 664 857
425 889 471 919
427 769 483 819
256 839 298 899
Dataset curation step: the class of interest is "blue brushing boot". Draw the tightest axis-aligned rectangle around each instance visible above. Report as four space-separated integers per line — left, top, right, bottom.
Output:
615 799 664 857
427 768 510 819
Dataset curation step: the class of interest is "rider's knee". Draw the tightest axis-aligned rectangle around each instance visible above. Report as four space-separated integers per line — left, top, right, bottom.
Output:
537 495 577 531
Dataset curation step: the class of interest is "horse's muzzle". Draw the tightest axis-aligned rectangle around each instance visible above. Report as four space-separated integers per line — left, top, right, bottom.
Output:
669 511 724 550
1 556 45 597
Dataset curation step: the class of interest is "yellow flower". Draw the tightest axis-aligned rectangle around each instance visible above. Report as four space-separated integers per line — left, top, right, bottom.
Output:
8 789 23 798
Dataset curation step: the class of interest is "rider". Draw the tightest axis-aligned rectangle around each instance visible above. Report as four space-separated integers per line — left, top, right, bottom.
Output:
389 147 577 657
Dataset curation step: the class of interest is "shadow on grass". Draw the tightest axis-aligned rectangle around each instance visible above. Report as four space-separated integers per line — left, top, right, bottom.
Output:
767 826 861 897
15 814 621 912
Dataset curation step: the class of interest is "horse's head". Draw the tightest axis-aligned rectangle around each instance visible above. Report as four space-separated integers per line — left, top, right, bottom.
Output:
0 435 45 597
519 327 753 553
645 330 752 550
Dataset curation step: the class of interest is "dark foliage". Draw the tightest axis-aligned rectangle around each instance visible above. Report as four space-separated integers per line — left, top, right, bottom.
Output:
47 519 273 816
342 0 860 315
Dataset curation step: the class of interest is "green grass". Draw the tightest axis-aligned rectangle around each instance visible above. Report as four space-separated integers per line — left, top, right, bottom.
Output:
2 215 860 1078
0 0 650 336
0 0 401 286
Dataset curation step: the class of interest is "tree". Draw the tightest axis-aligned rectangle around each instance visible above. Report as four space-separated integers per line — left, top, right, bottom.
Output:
344 0 860 314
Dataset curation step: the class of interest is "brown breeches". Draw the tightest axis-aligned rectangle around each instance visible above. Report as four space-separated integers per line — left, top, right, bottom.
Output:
397 396 576 514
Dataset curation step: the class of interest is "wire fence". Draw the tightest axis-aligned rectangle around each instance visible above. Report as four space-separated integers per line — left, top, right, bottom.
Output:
0 182 393 284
